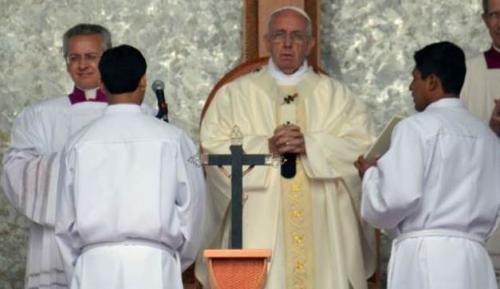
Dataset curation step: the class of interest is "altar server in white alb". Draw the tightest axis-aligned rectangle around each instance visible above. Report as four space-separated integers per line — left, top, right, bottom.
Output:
1 24 112 289
55 44 205 289
355 41 500 289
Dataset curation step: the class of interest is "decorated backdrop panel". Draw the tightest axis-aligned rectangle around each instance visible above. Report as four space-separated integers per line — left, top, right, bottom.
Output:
0 0 488 287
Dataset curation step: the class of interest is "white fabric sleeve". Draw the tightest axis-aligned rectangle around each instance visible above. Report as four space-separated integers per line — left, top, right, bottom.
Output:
200 85 272 191
175 133 206 270
302 82 374 181
1 108 60 226
54 146 81 284
361 120 425 229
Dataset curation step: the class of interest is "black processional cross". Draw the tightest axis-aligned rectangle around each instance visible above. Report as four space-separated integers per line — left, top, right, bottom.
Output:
203 126 271 249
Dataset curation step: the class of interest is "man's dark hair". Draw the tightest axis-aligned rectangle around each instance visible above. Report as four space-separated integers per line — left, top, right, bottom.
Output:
483 0 489 14
413 41 466 95
99 45 147 94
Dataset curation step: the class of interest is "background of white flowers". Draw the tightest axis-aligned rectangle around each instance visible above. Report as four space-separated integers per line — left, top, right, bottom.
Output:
0 0 490 288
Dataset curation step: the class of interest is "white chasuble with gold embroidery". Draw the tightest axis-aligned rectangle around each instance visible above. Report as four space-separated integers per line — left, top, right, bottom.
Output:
196 64 376 289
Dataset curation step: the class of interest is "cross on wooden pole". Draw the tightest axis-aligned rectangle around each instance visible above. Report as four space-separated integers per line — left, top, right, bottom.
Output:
203 127 271 249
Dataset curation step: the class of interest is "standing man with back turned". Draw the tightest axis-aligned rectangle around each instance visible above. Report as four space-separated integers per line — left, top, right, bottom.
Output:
1 24 111 289
55 44 205 289
197 6 376 289
357 41 500 289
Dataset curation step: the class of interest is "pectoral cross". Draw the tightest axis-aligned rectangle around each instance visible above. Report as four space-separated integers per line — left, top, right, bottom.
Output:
203 126 272 249
282 93 298 104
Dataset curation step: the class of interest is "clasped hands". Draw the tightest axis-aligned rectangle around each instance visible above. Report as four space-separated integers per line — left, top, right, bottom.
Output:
268 124 306 156
267 124 379 178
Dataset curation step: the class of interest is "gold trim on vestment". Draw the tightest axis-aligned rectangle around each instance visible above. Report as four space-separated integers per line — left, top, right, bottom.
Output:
278 85 315 289
281 162 315 289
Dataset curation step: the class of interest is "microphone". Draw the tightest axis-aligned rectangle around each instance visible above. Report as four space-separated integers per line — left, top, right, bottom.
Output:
280 121 297 179
152 80 169 122
281 153 296 179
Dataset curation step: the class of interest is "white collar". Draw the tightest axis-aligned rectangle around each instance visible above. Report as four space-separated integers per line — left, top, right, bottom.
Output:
427 97 464 110
268 58 309 86
105 103 142 114
76 86 99 100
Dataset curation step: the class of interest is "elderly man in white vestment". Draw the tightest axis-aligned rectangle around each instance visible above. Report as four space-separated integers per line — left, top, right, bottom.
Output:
1 24 113 289
55 44 205 289
196 6 376 289
356 41 500 289
461 1 500 283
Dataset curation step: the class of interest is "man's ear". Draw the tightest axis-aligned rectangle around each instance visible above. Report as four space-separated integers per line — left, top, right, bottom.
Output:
306 36 316 56
138 75 147 92
482 13 489 26
426 73 440 92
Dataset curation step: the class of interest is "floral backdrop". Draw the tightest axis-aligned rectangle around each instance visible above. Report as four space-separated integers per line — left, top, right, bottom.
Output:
0 0 489 288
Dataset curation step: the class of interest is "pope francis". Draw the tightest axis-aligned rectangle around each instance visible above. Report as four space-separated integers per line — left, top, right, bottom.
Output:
196 6 376 289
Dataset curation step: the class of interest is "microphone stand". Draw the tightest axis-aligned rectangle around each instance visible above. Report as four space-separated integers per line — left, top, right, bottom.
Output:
152 79 169 123
156 96 169 123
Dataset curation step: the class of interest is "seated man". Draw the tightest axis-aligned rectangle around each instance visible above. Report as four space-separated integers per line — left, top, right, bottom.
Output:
197 6 376 289
55 44 205 289
355 41 500 289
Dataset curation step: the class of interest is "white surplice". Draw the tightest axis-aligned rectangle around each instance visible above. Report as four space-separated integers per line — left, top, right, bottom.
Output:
461 51 500 124
196 63 376 289
2 96 108 289
55 104 205 289
362 98 500 289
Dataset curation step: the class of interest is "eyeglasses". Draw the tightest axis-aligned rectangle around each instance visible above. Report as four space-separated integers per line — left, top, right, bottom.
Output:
269 30 310 44
66 53 101 65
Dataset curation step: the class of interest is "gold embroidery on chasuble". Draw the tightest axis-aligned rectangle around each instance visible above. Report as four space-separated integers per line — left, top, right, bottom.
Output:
278 85 315 289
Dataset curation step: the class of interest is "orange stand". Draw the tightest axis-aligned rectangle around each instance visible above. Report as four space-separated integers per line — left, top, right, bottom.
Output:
204 249 272 289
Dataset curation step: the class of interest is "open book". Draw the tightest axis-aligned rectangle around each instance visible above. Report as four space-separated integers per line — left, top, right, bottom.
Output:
364 115 404 161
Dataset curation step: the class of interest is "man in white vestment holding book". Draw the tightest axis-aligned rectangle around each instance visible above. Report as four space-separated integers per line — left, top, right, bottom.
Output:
356 41 500 289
